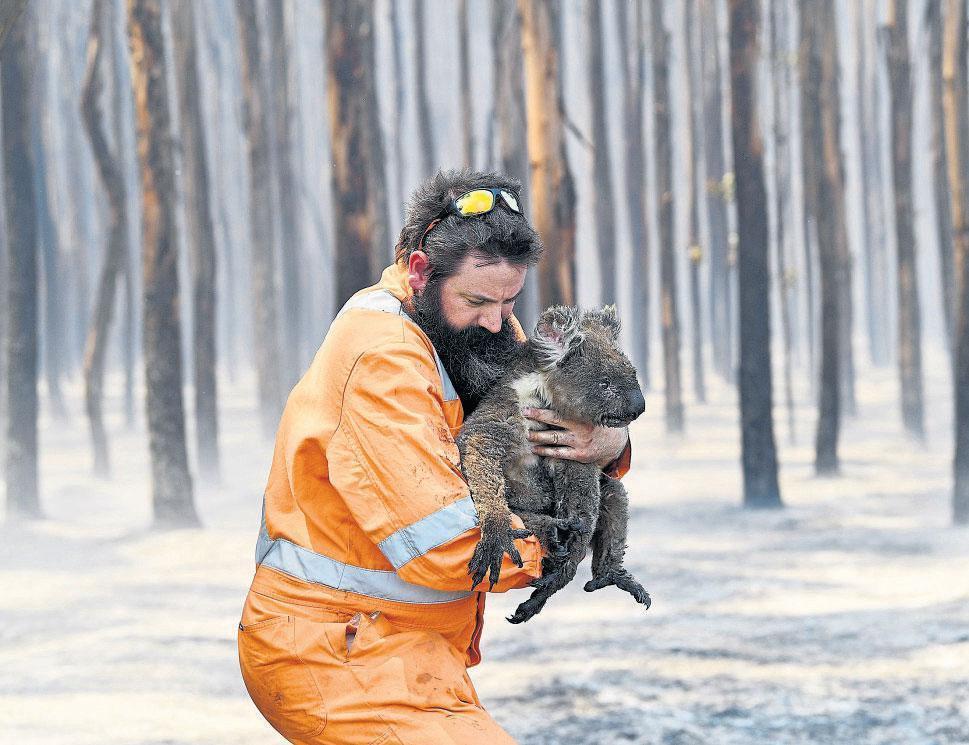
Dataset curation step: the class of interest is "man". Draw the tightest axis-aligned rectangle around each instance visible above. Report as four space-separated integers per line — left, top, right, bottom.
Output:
238 170 631 744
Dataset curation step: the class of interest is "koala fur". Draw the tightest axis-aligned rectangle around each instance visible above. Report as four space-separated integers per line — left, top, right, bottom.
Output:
456 305 650 624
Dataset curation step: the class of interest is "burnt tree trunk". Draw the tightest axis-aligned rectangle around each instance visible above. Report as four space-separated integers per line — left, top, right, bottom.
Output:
389 0 407 218
728 0 782 508
0 0 27 51
492 1 537 331
700 0 733 382
942 0 969 524
3 8 41 518
800 0 847 475
236 0 283 438
886 0 925 439
266 0 304 388
930 0 956 355
588 0 617 306
413 0 435 177
128 0 198 527
520 0 577 308
81 0 127 476
324 0 383 306
652 0 684 432
172 0 219 478
769 0 795 444
617 0 650 381
685 0 706 404
458 0 473 167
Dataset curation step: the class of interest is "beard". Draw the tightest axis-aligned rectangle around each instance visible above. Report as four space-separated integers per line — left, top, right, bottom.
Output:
408 279 523 414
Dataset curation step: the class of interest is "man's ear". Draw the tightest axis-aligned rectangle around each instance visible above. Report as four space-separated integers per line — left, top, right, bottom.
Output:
533 305 583 370
408 250 431 293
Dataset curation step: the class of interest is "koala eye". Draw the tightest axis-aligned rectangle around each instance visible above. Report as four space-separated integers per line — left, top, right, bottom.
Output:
599 379 611 390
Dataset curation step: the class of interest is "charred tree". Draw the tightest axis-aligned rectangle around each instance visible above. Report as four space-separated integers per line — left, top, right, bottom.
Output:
929 0 956 355
728 0 782 508
886 0 925 439
413 0 435 177
651 0 684 432
266 0 304 389
587 0 617 305
458 0 473 167
700 0 733 382
3 8 41 518
389 0 407 217
617 0 650 381
236 0 284 438
81 0 128 476
492 1 537 331
128 0 198 527
172 0 219 478
0 0 27 50
520 0 577 308
324 0 384 306
943 0 969 524
800 0 848 474
685 0 706 404
769 0 795 444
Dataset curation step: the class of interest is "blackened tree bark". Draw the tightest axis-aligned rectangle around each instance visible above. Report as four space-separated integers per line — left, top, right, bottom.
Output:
800 0 847 474
520 0 576 308
236 0 283 438
172 0 219 478
81 0 127 476
413 0 435 177
769 0 795 444
886 0 925 439
929 0 956 355
324 0 383 306
3 8 41 518
128 0 198 527
685 0 706 404
0 0 27 51
728 0 782 507
492 1 537 331
700 0 733 382
587 0 617 306
389 0 407 218
652 0 684 432
458 0 473 167
617 0 649 381
942 0 969 524
266 0 304 390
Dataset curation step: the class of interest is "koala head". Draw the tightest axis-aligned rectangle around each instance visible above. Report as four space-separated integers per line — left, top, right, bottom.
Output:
529 305 646 427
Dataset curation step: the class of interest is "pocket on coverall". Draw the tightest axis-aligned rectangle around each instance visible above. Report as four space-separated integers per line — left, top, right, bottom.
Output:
238 615 328 740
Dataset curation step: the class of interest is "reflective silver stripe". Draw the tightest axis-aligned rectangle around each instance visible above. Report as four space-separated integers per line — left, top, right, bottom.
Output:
334 289 459 403
256 518 472 605
377 495 479 569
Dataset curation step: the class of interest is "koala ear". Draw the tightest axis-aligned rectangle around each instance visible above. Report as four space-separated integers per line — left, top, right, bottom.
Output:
587 304 621 340
533 305 583 369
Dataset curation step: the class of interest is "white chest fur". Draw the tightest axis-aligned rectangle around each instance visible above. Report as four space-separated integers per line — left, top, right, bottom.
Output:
510 372 552 432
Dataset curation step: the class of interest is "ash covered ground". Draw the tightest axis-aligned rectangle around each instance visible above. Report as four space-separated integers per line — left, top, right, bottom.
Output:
1 357 966 744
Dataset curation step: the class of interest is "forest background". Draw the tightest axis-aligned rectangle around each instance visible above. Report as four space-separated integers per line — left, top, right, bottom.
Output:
1 0 967 743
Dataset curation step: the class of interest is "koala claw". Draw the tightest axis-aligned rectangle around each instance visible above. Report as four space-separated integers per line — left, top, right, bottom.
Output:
506 596 544 624
468 525 533 591
584 568 652 610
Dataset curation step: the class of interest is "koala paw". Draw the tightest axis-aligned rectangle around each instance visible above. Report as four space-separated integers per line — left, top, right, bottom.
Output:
584 568 651 609
506 594 546 624
468 523 533 591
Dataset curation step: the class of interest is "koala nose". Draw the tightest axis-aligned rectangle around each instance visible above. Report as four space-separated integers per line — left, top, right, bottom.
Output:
627 389 646 418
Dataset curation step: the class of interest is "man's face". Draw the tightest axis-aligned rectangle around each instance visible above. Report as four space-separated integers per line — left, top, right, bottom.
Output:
409 254 527 412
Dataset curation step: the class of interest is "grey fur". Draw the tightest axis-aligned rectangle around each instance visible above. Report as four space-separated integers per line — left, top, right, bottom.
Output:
456 305 650 623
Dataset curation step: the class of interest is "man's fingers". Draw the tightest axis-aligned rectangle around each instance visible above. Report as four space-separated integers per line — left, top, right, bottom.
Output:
531 445 580 460
522 407 563 426
528 428 572 446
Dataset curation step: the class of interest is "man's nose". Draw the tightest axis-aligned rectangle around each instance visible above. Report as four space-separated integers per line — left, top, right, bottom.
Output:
478 306 503 333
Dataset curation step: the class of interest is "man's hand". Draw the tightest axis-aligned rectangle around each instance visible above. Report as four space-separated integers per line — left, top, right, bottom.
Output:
522 407 628 468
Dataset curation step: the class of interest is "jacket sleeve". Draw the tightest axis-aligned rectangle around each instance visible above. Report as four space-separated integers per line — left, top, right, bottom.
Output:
327 341 543 593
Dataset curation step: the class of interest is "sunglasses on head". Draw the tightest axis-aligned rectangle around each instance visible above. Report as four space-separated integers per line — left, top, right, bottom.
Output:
417 187 522 252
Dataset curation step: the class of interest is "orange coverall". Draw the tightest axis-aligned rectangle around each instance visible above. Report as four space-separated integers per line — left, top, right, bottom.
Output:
238 262 631 744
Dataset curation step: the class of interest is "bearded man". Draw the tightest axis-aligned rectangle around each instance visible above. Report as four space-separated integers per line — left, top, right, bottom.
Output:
238 170 631 744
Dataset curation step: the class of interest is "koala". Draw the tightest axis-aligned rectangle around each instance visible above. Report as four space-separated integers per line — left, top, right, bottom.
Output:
456 305 650 624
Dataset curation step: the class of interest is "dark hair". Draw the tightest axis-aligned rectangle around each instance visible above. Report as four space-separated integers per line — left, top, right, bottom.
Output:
394 169 543 281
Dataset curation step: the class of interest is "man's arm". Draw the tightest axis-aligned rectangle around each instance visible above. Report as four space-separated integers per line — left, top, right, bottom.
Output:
327 342 543 592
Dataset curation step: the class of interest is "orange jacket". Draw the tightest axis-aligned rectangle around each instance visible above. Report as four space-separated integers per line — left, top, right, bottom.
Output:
250 262 630 666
